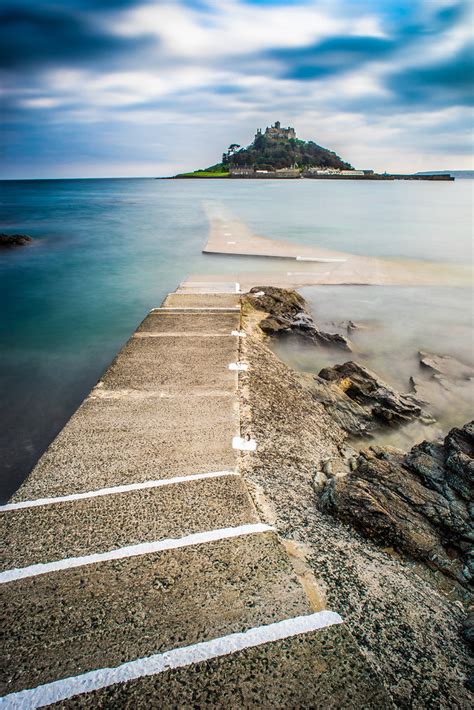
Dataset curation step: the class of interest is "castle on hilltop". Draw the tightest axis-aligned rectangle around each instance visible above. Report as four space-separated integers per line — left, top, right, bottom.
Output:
256 121 296 141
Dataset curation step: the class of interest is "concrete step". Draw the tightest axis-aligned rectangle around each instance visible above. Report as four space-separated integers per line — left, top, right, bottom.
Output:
2 473 259 570
176 280 239 295
1 531 312 696
137 311 240 335
101 335 238 393
162 293 241 308
41 622 391 709
12 393 239 501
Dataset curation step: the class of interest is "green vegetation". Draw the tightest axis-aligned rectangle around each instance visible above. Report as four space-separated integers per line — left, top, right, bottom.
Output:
173 122 353 176
224 133 351 171
174 162 229 178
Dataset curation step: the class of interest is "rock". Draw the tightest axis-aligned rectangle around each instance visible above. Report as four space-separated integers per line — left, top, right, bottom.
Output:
0 233 33 248
419 351 474 381
246 286 350 350
317 361 429 430
320 421 474 585
462 610 474 649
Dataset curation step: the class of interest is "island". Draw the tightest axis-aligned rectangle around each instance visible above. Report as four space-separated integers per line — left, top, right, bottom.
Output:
172 121 454 180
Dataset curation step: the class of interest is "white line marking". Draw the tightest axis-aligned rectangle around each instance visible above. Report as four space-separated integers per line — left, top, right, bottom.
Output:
232 436 257 452
155 308 240 312
231 330 246 337
224 232 232 236
287 272 329 276
228 363 248 372
0 524 272 584
295 256 347 263
227 240 236 244
134 333 233 338
0 611 343 709
1 471 237 512
235 282 241 294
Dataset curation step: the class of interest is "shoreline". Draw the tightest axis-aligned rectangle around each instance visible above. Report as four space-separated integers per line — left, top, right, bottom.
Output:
238 289 472 706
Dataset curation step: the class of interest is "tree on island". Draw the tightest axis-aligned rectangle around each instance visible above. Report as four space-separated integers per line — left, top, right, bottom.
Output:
222 144 241 165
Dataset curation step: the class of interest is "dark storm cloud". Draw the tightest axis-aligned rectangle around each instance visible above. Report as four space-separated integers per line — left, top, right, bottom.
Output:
388 44 474 107
0 2 153 70
267 36 395 80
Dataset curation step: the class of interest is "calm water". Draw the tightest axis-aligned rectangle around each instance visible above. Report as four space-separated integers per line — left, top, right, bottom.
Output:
1 178 472 500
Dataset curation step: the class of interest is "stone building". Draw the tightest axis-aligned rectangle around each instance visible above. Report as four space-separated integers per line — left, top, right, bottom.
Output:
255 121 296 141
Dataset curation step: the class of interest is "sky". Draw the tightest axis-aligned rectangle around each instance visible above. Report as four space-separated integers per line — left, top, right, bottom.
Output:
1 0 473 178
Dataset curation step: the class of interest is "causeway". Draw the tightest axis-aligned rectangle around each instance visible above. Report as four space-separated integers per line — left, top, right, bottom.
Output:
1 283 390 708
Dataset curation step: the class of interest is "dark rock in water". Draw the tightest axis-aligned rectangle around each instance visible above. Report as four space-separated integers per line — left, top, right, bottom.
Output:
317 361 427 430
0 233 33 248
247 286 350 350
320 421 474 585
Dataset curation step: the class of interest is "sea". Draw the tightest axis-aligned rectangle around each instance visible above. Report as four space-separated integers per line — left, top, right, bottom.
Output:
1 177 472 501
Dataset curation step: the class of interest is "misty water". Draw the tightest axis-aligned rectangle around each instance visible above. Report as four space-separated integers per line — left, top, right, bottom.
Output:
1 177 472 500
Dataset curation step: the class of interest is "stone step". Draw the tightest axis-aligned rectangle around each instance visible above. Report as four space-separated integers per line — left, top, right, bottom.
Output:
176 280 239 295
100 335 238 393
1 531 312 696
1 473 259 570
137 310 240 335
31 621 391 709
162 293 241 308
12 392 239 501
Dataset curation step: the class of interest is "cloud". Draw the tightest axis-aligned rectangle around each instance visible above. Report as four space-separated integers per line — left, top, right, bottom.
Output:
0 3 154 69
388 43 474 107
1 0 473 177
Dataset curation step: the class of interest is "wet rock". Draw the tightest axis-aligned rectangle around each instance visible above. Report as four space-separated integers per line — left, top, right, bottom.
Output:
247 286 350 350
320 421 474 585
419 351 474 381
315 361 429 433
0 233 33 248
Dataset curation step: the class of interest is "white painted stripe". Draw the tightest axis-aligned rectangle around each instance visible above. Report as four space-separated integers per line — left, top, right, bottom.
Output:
231 330 246 337
0 524 272 584
235 282 241 293
233 436 257 452
155 307 240 312
1 471 236 512
0 611 343 709
295 256 347 263
228 363 248 372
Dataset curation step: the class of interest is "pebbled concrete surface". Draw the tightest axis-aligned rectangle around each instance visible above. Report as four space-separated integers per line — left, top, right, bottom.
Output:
12 393 239 500
101 335 238 393
162 293 241 308
137 311 240 334
2 475 258 570
52 625 392 709
1 532 312 695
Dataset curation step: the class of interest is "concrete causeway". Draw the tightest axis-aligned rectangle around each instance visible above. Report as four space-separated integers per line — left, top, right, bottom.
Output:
1 284 391 708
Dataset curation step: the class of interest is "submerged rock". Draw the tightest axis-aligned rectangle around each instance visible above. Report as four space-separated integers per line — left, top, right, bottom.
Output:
0 233 33 248
312 360 430 436
320 421 474 585
419 350 474 381
247 286 350 349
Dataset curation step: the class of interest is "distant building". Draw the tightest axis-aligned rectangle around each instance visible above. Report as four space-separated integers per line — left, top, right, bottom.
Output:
255 121 296 141
229 166 255 176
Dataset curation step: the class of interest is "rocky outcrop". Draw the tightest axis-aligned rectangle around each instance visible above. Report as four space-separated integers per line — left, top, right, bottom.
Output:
246 286 350 349
0 233 32 248
310 360 431 437
410 351 474 407
320 422 474 585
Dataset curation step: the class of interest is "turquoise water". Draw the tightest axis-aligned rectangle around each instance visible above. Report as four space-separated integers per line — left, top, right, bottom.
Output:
1 177 472 500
